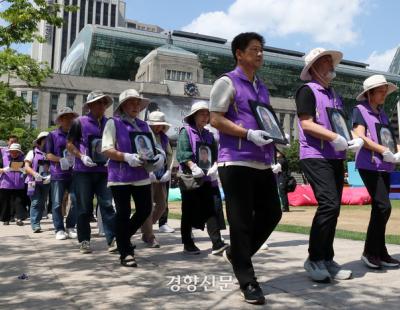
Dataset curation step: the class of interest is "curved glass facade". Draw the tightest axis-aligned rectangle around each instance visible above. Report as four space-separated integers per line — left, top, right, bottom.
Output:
62 25 400 116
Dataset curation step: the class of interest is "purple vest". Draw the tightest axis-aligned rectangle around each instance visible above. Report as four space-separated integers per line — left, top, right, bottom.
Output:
180 124 217 186
48 128 72 181
0 148 25 190
355 102 394 172
218 67 274 164
298 81 346 160
26 147 49 185
74 113 108 173
107 117 150 184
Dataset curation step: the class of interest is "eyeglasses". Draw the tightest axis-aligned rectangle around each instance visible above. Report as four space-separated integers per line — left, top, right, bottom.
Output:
247 47 264 54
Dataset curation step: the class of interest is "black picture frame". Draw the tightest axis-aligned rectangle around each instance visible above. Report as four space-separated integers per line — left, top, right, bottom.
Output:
376 124 397 154
129 132 157 162
249 100 288 145
88 135 108 165
196 142 216 172
37 159 51 177
326 108 352 141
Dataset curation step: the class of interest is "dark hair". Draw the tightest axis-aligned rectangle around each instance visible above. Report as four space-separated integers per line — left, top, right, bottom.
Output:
231 32 265 63
8 135 18 141
199 146 209 153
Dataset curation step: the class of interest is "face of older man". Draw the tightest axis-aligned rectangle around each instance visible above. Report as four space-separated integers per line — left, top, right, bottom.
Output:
236 39 264 71
312 55 334 79
89 98 108 118
121 98 141 118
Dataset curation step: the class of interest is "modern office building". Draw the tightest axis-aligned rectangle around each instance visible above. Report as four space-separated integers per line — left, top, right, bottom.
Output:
32 0 126 72
125 19 163 33
389 46 400 75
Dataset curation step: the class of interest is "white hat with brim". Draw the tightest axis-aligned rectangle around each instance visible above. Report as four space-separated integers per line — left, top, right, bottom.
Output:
300 48 343 81
8 143 23 153
84 90 113 109
147 111 171 132
356 74 398 101
184 101 210 123
33 131 49 145
55 107 79 123
114 89 150 114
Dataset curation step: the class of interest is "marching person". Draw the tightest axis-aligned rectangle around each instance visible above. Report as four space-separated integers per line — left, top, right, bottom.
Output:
177 101 229 256
352 74 400 268
25 132 51 232
210 32 282 305
67 90 116 254
295 48 364 283
141 111 173 248
102 89 165 267
0 143 26 225
46 107 79 240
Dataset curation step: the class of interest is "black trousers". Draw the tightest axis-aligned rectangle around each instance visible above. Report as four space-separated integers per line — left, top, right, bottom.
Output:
300 159 344 261
219 166 282 289
111 185 152 258
278 175 289 210
359 169 391 257
0 189 26 222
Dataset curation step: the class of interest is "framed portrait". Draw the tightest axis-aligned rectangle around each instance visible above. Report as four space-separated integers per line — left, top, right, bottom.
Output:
37 159 51 177
129 132 157 162
249 101 288 145
196 142 216 172
88 135 108 165
10 161 24 171
326 108 352 141
376 124 397 154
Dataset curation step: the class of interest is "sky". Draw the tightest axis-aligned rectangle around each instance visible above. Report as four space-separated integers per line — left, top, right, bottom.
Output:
7 0 400 72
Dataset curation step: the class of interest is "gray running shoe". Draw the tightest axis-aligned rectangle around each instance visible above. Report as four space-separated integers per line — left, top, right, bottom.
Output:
324 260 352 280
304 258 331 283
80 241 92 254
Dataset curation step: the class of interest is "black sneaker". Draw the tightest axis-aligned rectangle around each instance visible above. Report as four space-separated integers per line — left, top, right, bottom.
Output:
183 244 200 255
211 242 230 255
16 220 24 226
361 253 381 269
380 253 400 267
240 283 265 305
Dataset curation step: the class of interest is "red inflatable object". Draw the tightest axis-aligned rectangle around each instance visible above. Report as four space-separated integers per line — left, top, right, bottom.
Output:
288 185 371 206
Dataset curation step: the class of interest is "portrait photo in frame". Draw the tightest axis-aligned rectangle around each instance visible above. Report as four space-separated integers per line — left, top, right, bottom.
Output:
129 132 157 162
196 142 215 172
326 108 352 141
376 124 397 154
37 159 51 177
249 100 288 145
88 135 108 165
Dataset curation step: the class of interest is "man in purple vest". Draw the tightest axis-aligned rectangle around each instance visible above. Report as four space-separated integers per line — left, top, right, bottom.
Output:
210 32 282 305
67 90 116 254
296 48 364 283
46 107 79 240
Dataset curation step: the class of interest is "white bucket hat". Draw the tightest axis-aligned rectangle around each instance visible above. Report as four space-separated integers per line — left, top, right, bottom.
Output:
147 111 171 132
33 131 49 145
56 107 79 123
8 143 22 153
300 47 343 81
84 90 113 109
115 89 150 114
356 74 398 101
184 101 210 123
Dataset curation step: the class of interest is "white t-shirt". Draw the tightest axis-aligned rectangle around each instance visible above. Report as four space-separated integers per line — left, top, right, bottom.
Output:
24 150 34 163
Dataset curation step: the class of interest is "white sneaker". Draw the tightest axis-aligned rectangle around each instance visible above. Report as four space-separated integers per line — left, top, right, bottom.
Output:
159 224 175 233
66 228 77 239
55 230 67 240
260 242 269 250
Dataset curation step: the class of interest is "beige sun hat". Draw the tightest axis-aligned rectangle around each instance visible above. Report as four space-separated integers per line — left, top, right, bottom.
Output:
55 107 78 123
8 143 23 153
356 74 398 101
147 111 171 132
114 89 150 114
33 131 49 145
84 90 113 109
300 47 343 81
183 101 209 123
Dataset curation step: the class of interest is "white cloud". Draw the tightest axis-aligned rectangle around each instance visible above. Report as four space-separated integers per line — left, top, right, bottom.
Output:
182 0 364 46
365 46 399 72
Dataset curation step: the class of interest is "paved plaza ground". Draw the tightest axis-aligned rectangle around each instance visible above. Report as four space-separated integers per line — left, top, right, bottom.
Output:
1 218 400 309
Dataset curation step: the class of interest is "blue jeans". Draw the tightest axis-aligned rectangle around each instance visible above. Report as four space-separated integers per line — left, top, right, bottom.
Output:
73 172 115 245
51 179 77 232
30 184 50 229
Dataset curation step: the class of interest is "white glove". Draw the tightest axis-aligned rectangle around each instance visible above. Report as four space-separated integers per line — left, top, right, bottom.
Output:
1 166 10 174
80 155 97 167
160 170 171 183
331 135 348 151
207 163 218 181
348 138 364 153
42 175 51 185
123 153 143 167
152 154 165 171
247 129 273 147
280 133 291 149
191 164 205 178
34 172 43 182
149 172 157 183
59 157 70 171
382 150 400 163
272 163 282 174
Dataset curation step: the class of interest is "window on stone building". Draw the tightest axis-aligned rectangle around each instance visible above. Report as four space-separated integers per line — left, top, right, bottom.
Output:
32 91 39 111
67 94 76 109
